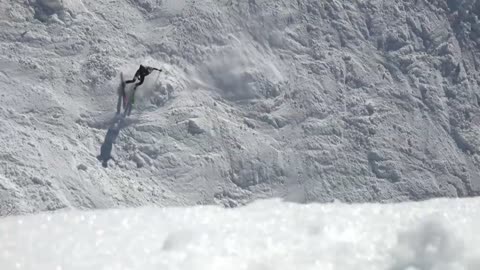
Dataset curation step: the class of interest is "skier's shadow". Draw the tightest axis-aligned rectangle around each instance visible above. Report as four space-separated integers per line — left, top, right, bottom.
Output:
97 116 124 168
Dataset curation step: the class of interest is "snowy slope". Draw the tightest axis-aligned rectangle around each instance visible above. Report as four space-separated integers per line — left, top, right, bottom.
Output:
2 0 480 214
1 198 480 270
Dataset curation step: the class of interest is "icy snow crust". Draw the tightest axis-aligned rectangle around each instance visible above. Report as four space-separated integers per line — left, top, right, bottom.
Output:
3 0 480 214
1 198 480 270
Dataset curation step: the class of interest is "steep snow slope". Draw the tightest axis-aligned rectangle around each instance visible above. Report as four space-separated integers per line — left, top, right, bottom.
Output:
1 198 480 270
2 0 480 214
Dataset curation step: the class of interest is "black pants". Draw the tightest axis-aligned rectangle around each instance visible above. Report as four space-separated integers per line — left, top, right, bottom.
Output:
123 76 144 104
125 75 145 87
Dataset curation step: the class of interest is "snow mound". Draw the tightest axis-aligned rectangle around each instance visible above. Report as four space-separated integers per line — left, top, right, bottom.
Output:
3 0 480 214
1 198 480 270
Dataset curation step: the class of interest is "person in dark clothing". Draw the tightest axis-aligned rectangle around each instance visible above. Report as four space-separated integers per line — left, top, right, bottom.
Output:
122 65 162 108
125 64 162 89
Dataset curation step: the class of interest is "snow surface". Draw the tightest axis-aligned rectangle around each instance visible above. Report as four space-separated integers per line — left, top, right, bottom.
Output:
1 198 480 270
3 0 480 214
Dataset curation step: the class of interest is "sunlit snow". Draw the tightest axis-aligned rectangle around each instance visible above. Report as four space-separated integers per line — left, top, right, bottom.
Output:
1 198 479 270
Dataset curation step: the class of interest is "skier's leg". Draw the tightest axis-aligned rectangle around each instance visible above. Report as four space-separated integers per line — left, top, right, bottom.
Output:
136 76 145 87
125 77 136 84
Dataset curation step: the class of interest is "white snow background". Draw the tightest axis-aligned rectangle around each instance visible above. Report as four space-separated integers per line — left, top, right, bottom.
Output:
5 0 480 212
3 0 480 269
1 198 480 270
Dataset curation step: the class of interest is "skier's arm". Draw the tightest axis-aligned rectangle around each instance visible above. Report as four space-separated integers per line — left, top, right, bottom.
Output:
145 67 162 75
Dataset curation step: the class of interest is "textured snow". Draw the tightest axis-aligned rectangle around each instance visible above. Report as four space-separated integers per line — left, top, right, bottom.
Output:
1 198 480 270
2 0 480 214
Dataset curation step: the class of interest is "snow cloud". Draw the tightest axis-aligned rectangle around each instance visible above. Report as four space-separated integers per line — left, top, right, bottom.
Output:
199 45 284 101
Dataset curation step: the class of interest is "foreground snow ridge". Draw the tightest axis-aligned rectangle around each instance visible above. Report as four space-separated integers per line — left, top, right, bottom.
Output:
1 198 480 270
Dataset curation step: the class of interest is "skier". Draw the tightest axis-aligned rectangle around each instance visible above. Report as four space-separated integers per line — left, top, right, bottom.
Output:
122 65 162 107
